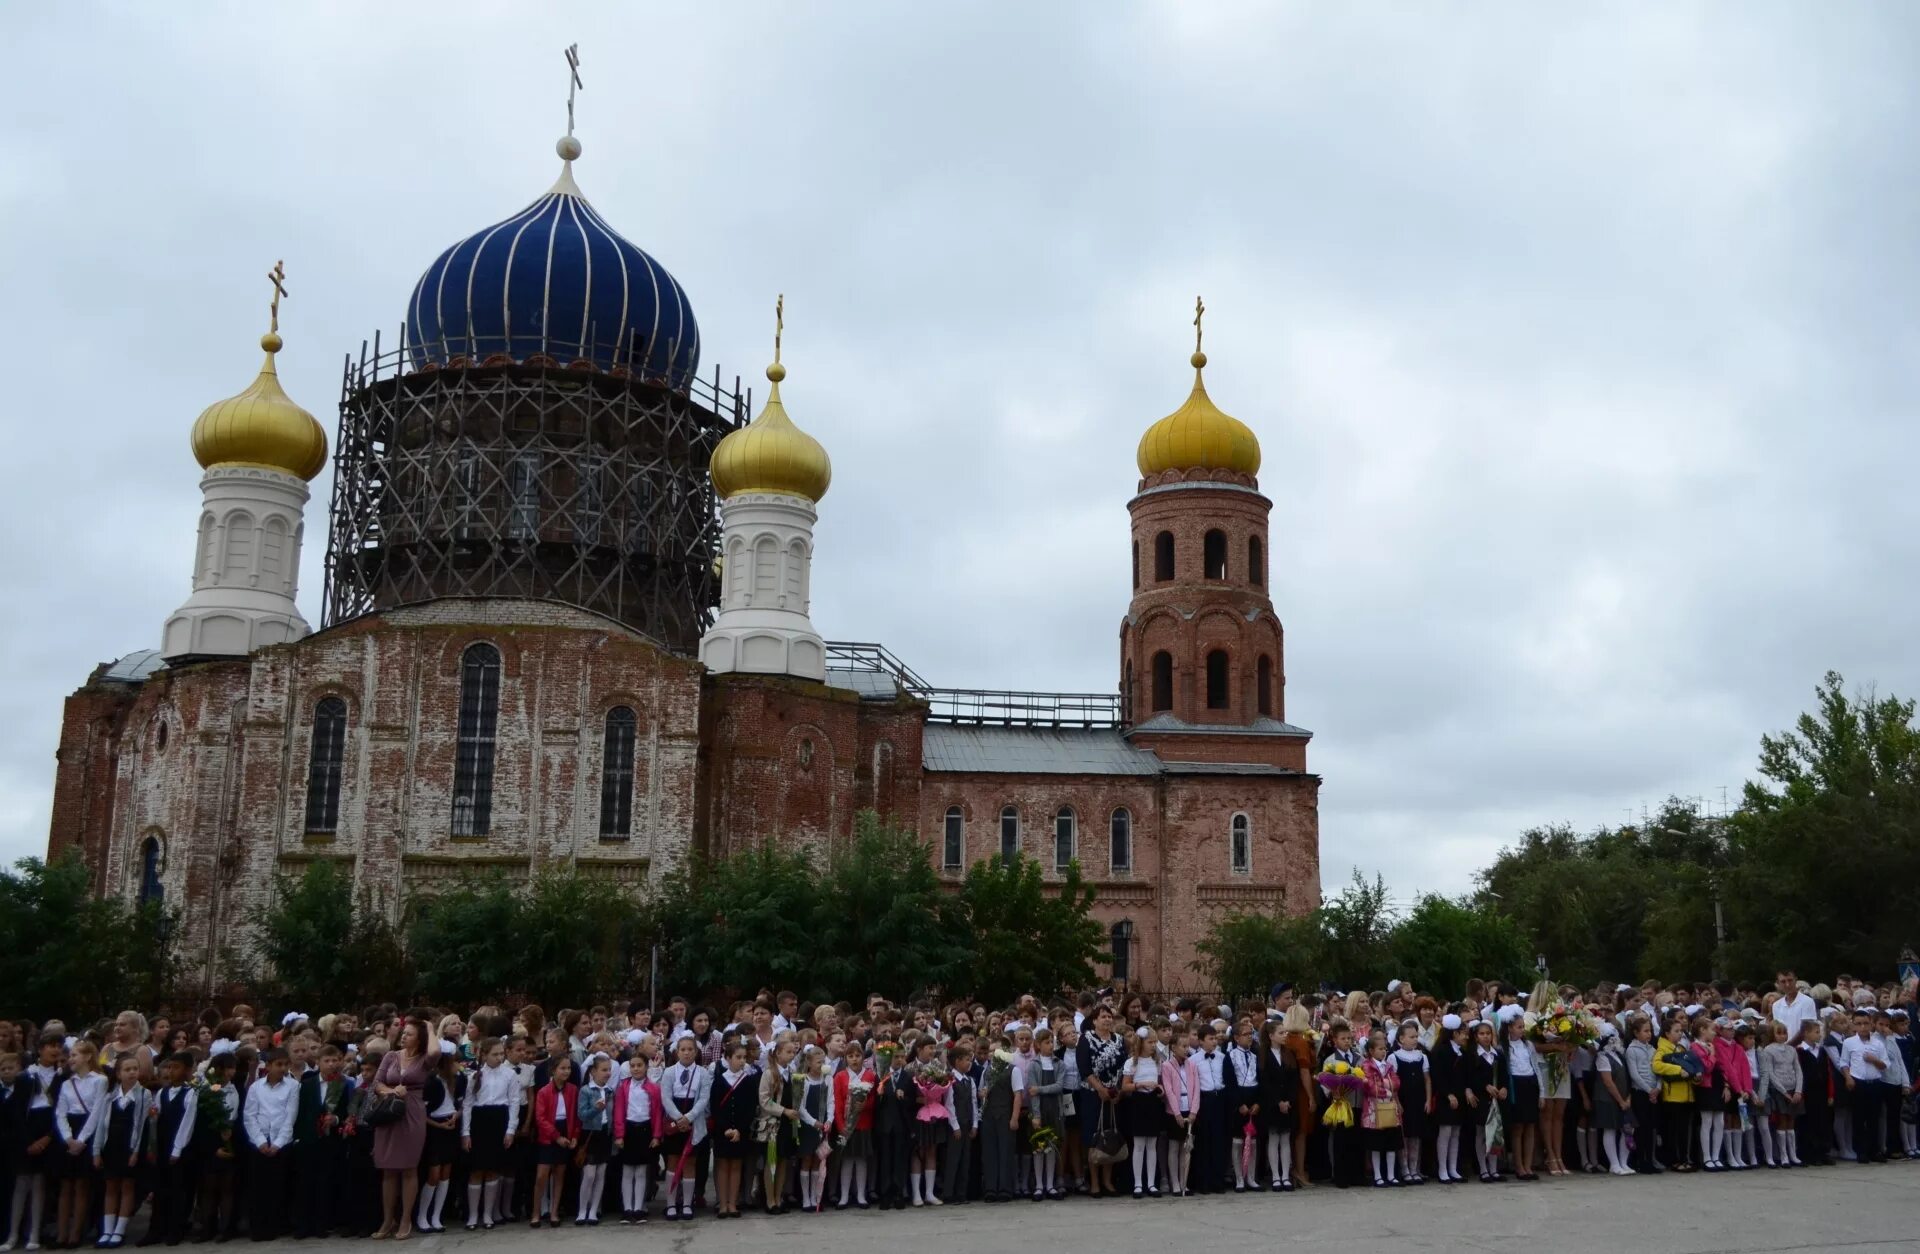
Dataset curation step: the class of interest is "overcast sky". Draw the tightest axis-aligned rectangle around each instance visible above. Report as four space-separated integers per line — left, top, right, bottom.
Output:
3 3 1916 902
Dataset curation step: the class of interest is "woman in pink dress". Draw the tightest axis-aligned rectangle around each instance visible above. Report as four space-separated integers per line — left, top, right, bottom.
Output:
373 1015 440 1239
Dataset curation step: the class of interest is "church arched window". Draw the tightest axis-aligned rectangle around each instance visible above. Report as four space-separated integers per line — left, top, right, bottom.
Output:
1248 534 1264 587
1204 529 1228 579
1206 649 1231 710
452 643 501 836
137 836 164 908
599 706 637 838
1000 805 1020 863
943 805 964 871
1151 651 1173 713
1154 531 1175 581
1110 919 1134 983
1257 655 1274 716
304 697 348 835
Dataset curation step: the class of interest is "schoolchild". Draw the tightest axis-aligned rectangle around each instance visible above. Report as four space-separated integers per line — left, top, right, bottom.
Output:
142 1052 198 1247
1119 1027 1163 1197
709 1043 755 1219
54 1040 107 1250
410 1045 457 1234
87 1056 148 1248
658 1036 711 1220
460 1038 520 1230
529 1055 577 1229
1465 1021 1505 1183
571 1054 612 1226
940 1045 977 1207
190 1050 241 1241
793 1046 835 1214
1225 1020 1262 1192
1428 1015 1468 1183
239 1049 295 1242
610 1050 662 1224
1390 1021 1431 1184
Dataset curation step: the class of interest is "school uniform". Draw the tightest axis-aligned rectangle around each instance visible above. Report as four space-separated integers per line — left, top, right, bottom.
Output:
1799 1040 1833 1165
1224 1044 1261 1188
1391 1047 1431 1161
1502 1039 1541 1127
533 1083 579 1166
659 1062 710 1214
1318 1047 1364 1188
710 1067 757 1162
87 1085 149 1180
796 1076 835 1162
240 1077 297 1240
1429 1041 1466 1127
873 1065 918 1208
147 1080 199 1245
612 1075 664 1165
291 1070 351 1240
19 1064 58 1184
941 1070 977 1204
0 1072 25 1246
54 1071 107 1182
462 1063 521 1175
190 1078 242 1239
1464 1045 1503 1178
1840 1035 1891 1163
1192 1045 1228 1193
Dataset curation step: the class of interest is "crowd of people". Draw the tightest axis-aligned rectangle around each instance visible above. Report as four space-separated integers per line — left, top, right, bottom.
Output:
1 967 1914 1247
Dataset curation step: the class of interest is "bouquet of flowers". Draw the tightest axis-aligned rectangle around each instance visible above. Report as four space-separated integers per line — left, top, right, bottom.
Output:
1525 1000 1602 1091
1028 1122 1059 1155
982 1048 1015 1094
1315 1059 1365 1128
873 1042 901 1071
915 1060 951 1089
842 1076 874 1137
193 1078 235 1158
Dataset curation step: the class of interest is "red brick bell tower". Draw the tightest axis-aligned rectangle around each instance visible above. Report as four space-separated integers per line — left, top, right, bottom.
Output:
1120 304 1287 735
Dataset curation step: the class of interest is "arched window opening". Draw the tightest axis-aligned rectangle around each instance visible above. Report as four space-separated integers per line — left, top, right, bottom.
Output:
943 805 964 871
1110 808 1133 874
1131 540 1139 590
1151 651 1173 713
1054 807 1076 871
1203 529 1228 579
138 837 163 908
452 643 501 836
1231 813 1251 874
1110 919 1134 983
304 697 348 835
1248 534 1264 587
1154 530 1175 581
999 805 1019 863
599 706 637 838
1206 649 1231 710
1257 655 1274 717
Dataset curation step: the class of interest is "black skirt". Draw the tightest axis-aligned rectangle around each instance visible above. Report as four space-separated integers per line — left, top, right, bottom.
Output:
18 1107 56 1175
1696 1080 1724 1113
1123 1090 1166 1139
57 1113 96 1180
467 1105 510 1173
537 1141 572 1167
915 1117 951 1151
423 1120 459 1168
581 1126 611 1165
618 1129 655 1166
1503 1076 1540 1126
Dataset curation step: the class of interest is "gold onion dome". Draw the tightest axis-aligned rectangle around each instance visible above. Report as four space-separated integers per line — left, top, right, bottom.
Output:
190 296 328 481
1137 298 1261 477
709 299 831 502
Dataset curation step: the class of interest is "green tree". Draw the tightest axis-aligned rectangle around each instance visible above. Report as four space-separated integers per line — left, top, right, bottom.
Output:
253 860 408 1011
408 873 523 1007
959 853 1107 1006
0 850 180 1022
517 866 649 1007
1319 871 1398 991
652 843 824 1000
1724 672 1920 980
1388 894 1532 994
813 812 972 1001
1189 904 1323 1004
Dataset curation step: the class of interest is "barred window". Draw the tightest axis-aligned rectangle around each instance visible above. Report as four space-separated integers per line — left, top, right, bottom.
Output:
599 706 637 838
1110 808 1133 874
452 644 501 836
999 805 1019 863
943 805 964 871
1054 807 1077 871
137 837 164 908
1111 919 1133 983
1231 813 1251 875
304 697 348 834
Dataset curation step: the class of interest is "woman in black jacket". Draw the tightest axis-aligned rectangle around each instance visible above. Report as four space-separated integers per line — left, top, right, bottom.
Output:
1463 1022 1506 1182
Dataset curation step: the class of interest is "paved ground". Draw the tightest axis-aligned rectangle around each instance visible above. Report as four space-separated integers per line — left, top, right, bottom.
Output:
273 1166 1920 1254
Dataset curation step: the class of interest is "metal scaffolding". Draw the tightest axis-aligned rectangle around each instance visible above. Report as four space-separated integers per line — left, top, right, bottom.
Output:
321 331 748 653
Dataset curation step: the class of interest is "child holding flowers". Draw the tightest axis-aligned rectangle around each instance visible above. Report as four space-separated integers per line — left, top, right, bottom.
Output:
910 1039 950 1206
1027 1030 1065 1200
1360 1033 1403 1187
1315 1023 1365 1189
1466 1020 1505 1182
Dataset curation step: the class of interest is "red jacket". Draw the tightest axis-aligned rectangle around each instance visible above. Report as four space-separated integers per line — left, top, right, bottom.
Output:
534 1083 579 1146
833 1066 877 1133
611 1077 664 1146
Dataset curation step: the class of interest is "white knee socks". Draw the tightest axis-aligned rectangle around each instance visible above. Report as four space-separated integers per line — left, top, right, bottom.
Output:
1231 1136 1247 1187
1265 1130 1289 1183
620 1165 648 1214
1474 1125 1492 1176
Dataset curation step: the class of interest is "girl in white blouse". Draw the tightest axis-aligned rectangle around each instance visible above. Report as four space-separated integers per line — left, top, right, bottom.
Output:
1120 1029 1163 1197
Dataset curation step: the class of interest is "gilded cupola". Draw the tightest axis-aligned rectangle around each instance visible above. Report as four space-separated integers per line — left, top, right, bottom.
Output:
1135 297 1262 478
188 262 328 481
708 296 832 503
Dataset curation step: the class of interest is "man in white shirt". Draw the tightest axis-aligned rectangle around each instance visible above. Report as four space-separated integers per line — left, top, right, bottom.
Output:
1771 970 1818 1044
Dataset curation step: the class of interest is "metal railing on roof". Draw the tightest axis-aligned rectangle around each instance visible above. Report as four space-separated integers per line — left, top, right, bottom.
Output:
824 641 1122 728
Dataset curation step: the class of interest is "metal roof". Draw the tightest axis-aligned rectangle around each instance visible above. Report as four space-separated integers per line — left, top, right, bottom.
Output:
824 668 901 700
922 725 1161 775
1129 713 1313 739
1158 761 1296 776
101 648 166 683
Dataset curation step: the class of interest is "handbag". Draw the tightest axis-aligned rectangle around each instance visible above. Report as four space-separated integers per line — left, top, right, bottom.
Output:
1674 1049 1705 1080
1373 1098 1400 1130
362 1092 406 1128
1086 1101 1128 1166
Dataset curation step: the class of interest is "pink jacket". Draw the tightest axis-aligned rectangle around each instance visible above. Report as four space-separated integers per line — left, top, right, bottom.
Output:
611 1077 664 1146
1715 1036 1753 1095
1161 1055 1203 1120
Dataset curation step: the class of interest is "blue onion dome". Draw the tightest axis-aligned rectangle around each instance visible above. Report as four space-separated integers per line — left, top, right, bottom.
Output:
405 138 700 388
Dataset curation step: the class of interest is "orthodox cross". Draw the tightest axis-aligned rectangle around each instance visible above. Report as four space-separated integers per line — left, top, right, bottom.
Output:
266 260 288 334
564 44 583 140
1193 295 1205 357
773 293 784 365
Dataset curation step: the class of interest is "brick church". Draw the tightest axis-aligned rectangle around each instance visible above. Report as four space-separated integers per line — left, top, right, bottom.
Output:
45 129 1321 998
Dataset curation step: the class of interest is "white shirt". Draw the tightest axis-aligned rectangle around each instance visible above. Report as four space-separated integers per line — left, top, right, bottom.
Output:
1228 1045 1259 1088
26 1063 57 1110
55 1071 107 1125
1122 1055 1161 1090
1195 1049 1226 1092
463 1062 522 1136
242 1076 298 1149
157 1084 199 1160
1840 1034 1888 1081
1772 993 1818 1044
1507 1040 1538 1078
625 1080 653 1124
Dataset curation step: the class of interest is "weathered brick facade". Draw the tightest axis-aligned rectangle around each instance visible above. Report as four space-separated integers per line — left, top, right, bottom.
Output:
47 460 1322 999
